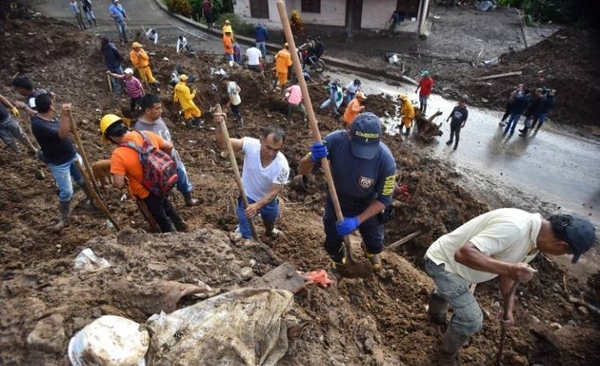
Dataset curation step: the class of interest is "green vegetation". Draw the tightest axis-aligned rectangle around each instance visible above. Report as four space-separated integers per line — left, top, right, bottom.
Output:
499 0 577 24
166 0 192 18
215 13 255 36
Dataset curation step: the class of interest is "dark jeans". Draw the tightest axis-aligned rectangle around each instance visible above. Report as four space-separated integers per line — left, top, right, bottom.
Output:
143 193 182 233
231 103 242 120
500 102 512 122
323 195 384 262
448 122 462 146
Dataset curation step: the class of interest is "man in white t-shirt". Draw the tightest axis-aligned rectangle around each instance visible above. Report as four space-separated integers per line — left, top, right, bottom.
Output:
214 122 290 239
146 28 158 44
223 77 244 128
424 208 596 366
245 46 263 73
176 35 192 53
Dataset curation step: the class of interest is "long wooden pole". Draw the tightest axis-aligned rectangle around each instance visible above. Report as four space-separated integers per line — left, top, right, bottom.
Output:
276 0 357 264
68 111 103 198
214 104 259 240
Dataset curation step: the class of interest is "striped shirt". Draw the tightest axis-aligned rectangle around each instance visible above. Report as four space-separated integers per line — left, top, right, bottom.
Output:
124 76 143 98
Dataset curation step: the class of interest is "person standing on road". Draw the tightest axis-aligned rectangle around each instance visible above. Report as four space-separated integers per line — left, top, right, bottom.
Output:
81 0 97 27
108 0 128 44
503 89 530 137
0 94 38 155
245 45 263 73
344 79 361 104
284 84 306 123
214 120 290 239
100 114 189 233
519 88 544 136
424 208 596 366
530 89 555 133
134 94 198 207
254 23 269 58
445 100 468 150
319 79 342 118
273 43 292 91
106 68 144 113
69 0 86 30
415 70 434 115
222 19 235 41
499 84 523 127
223 31 235 66
298 113 397 273
173 74 202 129
101 38 124 100
202 0 213 30
343 91 366 128
129 42 160 93
31 95 91 233
398 94 415 136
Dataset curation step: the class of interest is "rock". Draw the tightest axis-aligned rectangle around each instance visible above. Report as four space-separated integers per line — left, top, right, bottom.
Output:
240 266 253 279
481 98 489 103
35 169 45 180
549 322 562 330
27 314 66 353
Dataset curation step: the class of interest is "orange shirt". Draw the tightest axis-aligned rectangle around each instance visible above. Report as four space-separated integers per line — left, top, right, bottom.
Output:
110 131 166 199
343 98 362 126
223 35 234 54
275 49 292 73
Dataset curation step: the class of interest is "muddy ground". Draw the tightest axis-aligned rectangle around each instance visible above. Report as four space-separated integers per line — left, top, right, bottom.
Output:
1 13 599 366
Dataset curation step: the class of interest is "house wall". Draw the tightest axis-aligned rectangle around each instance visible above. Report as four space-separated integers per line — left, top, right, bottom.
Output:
233 0 420 31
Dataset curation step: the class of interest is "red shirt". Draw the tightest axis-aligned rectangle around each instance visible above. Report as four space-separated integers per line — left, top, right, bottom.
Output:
418 77 433 96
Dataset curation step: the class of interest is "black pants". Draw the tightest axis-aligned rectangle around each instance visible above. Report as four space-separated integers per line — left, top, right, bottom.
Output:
501 102 512 122
449 122 462 146
130 96 142 112
231 103 242 120
143 193 182 232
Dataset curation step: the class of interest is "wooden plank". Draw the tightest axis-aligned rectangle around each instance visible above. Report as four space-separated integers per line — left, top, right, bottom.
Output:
385 231 422 251
248 262 308 294
475 71 522 81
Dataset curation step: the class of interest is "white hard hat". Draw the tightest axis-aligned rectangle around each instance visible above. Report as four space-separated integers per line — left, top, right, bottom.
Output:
124 68 134 75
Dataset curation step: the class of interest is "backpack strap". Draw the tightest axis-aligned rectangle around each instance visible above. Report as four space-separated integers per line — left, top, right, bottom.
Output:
118 131 149 153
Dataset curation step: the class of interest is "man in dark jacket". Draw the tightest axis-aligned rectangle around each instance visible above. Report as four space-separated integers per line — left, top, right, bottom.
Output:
519 88 544 136
503 90 530 137
530 89 556 132
101 37 124 100
254 23 269 58
446 100 468 150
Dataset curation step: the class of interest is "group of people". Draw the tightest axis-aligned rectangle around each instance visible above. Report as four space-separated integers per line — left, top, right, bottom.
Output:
69 0 97 30
499 84 556 137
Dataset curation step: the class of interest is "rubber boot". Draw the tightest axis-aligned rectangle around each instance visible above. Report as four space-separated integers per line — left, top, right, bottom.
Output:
78 184 95 207
172 217 190 232
264 221 282 238
364 249 382 272
184 119 194 129
428 290 449 325
93 18 98 26
51 201 71 233
440 328 468 366
21 135 38 155
182 191 198 206
404 127 411 136
192 117 203 129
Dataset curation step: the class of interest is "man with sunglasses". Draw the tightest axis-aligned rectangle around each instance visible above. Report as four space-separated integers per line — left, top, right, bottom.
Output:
423 208 596 365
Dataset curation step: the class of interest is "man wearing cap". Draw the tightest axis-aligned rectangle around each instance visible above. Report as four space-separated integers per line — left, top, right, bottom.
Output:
222 19 235 41
173 74 202 129
424 208 596 366
129 42 160 93
298 112 397 273
223 31 235 66
108 0 128 44
106 68 144 112
415 70 434 115
343 91 366 128
100 113 188 233
273 43 292 91
344 79 361 104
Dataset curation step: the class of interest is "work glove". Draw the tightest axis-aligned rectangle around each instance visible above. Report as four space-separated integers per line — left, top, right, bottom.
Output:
336 216 359 236
11 107 20 117
310 142 328 162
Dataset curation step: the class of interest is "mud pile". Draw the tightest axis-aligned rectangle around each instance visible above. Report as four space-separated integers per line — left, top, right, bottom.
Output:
1 16 599 366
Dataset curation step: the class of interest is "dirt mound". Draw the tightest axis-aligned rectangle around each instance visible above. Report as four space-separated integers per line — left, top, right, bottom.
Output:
1 16 599 366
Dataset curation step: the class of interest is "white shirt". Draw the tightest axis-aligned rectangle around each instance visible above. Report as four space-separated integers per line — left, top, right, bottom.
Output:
241 138 289 202
346 81 359 93
176 37 188 53
227 81 241 106
425 208 541 284
245 47 262 66
146 29 158 44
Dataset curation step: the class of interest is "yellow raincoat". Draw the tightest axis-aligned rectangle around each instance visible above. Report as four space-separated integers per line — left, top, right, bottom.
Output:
174 81 201 119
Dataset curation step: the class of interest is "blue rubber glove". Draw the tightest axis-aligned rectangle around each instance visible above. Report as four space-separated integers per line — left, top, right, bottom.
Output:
336 217 360 236
310 142 328 162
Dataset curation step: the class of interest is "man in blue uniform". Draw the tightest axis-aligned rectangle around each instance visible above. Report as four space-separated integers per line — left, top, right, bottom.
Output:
298 112 396 273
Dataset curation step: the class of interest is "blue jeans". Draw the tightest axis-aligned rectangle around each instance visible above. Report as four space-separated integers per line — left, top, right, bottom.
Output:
116 20 127 41
424 257 483 352
345 92 356 104
323 195 384 262
533 112 547 129
236 197 279 239
225 54 234 62
504 112 522 134
46 153 84 202
319 98 339 115
109 66 123 98
419 95 429 110
256 41 267 58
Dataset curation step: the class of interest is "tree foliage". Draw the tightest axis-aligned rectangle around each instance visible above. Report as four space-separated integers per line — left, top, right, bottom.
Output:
167 0 192 17
498 0 577 23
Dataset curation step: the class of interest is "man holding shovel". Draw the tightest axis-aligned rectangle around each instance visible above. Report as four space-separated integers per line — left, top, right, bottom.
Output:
298 113 396 273
214 122 290 239
424 208 596 366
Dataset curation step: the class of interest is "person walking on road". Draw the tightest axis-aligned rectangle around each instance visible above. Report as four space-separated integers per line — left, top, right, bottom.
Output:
101 38 124 100
222 19 235 41
298 113 397 273
223 31 235 66
81 0 97 27
214 120 290 240
416 70 434 115
31 95 91 233
108 0 128 44
530 89 555 133
134 94 198 207
202 0 213 29
504 90 530 137
284 84 306 123
101 114 188 233
129 42 160 93
519 88 544 136
445 100 468 150
0 94 38 155
273 43 292 91
499 84 523 127
398 94 415 136
343 91 366 128
254 23 269 58
69 0 86 30
173 74 202 129
424 208 596 366
106 68 144 112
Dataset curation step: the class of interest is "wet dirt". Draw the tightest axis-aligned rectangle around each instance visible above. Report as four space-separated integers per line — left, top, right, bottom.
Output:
1 14 599 366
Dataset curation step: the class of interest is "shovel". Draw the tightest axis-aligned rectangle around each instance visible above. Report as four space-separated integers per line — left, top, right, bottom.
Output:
276 1 372 279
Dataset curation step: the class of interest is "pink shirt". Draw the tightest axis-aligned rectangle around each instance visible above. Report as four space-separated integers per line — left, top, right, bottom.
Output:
286 85 303 105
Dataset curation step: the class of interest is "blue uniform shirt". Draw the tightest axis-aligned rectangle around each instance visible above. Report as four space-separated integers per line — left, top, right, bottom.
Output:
321 130 396 206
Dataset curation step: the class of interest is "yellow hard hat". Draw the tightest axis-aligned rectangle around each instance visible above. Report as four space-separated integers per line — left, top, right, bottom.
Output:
100 114 126 144
180 74 188 82
398 94 408 100
224 19 231 24
132 42 142 49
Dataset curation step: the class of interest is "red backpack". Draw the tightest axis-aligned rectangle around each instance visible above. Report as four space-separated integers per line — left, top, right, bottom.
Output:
120 131 178 195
